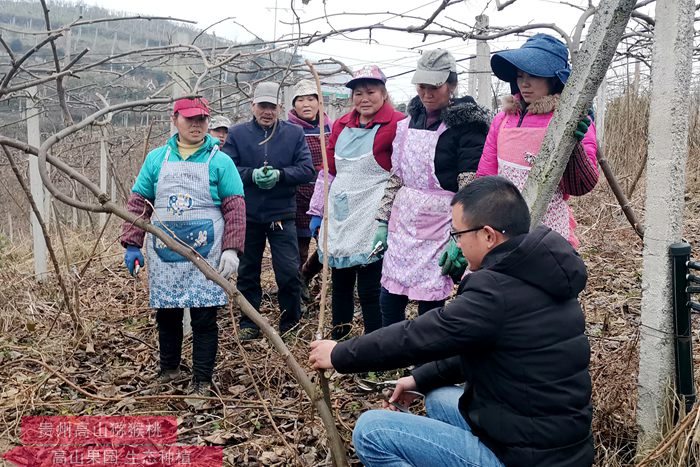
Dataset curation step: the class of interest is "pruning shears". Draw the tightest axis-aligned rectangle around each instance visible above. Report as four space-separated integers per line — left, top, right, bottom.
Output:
134 259 141 276
355 377 423 413
366 241 384 261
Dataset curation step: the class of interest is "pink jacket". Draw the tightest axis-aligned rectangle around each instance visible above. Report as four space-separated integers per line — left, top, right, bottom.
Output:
476 94 598 197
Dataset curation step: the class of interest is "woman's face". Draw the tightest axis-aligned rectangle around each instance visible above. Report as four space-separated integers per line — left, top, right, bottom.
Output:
416 83 453 113
294 95 320 122
352 83 387 122
172 113 208 145
516 71 551 104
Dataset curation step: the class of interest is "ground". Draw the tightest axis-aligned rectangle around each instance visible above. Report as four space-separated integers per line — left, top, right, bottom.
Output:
1 177 699 466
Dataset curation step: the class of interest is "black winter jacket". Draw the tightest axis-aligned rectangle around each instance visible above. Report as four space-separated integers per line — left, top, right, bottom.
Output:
407 95 490 192
222 118 315 224
331 226 593 467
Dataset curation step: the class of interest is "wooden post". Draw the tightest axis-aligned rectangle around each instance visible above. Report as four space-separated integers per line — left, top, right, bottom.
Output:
636 0 695 455
99 133 108 229
26 87 48 281
520 0 637 227
474 15 491 109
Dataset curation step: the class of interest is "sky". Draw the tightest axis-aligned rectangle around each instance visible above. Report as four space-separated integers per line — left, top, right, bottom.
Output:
78 0 621 101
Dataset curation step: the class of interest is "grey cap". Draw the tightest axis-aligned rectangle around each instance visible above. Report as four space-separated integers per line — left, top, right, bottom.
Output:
292 79 318 103
411 49 457 86
253 81 281 105
209 115 232 130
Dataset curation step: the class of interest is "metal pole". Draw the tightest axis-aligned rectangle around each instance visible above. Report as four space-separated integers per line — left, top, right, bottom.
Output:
670 243 696 415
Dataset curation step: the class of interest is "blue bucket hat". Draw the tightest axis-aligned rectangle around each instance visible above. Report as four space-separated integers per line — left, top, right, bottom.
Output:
491 34 571 93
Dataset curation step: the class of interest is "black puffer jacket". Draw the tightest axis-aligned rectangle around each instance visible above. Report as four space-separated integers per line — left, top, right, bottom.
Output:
331 226 593 467
407 95 491 192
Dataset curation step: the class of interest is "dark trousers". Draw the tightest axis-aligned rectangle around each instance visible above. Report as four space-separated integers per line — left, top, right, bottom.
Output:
331 260 383 339
237 220 301 332
380 287 445 327
156 307 218 382
298 237 323 281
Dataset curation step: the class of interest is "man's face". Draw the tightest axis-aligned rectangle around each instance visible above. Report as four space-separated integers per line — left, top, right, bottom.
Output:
451 203 490 272
252 102 280 128
209 127 228 146
172 113 208 145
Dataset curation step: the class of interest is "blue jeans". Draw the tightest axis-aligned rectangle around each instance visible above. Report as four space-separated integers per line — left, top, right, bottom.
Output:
353 386 504 467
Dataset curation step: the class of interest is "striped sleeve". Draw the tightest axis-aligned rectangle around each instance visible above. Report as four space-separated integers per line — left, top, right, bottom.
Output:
120 192 153 248
560 142 599 196
221 195 246 253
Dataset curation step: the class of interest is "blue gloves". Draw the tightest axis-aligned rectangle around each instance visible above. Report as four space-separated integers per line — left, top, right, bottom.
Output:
371 222 389 257
252 166 280 189
309 216 322 238
438 239 467 282
574 109 594 141
124 245 144 276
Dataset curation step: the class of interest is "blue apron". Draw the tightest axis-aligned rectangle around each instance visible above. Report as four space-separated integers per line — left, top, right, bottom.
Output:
145 146 227 308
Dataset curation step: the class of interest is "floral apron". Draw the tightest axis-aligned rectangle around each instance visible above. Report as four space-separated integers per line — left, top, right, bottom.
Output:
146 146 227 308
496 117 579 248
381 118 454 301
318 125 390 268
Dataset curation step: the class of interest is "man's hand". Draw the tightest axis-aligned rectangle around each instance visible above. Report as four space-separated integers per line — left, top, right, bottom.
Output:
309 340 337 370
253 167 280 189
383 376 420 411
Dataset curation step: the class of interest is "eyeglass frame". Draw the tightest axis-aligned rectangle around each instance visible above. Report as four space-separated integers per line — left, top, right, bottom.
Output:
449 225 506 242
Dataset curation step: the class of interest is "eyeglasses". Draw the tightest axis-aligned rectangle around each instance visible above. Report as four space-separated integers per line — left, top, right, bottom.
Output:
449 226 506 242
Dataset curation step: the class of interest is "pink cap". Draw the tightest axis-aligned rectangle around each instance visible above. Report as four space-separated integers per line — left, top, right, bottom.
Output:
345 65 387 89
173 98 210 117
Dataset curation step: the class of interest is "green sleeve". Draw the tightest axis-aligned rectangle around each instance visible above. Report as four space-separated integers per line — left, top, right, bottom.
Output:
131 148 162 200
214 151 245 199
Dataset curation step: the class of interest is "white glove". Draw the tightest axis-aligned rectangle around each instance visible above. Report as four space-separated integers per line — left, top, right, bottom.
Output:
218 249 239 279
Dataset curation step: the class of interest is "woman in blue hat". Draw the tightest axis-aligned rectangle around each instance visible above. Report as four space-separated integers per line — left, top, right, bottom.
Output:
477 33 599 248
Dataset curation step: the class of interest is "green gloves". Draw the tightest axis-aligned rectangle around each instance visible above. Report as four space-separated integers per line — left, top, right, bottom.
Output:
438 239 467 282
252 166 280 189
574 108 594 141
372 222 388 256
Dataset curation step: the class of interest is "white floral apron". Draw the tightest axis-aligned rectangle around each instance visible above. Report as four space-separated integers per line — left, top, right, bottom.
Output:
146 146 227 308
318 125 390 268
381 118 454 301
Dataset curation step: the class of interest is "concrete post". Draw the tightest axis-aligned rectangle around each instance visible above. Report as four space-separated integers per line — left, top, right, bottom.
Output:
26 87 48 281
170 32 192 136
474 15 491 109
170 32 193 336
636 0 695 455
595 79 607 148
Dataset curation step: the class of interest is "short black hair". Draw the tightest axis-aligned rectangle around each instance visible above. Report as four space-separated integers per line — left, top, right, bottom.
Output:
446 71 458 86
450 176 530 238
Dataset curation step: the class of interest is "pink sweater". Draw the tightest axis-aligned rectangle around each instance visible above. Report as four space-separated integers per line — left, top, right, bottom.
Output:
476 94 598 196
